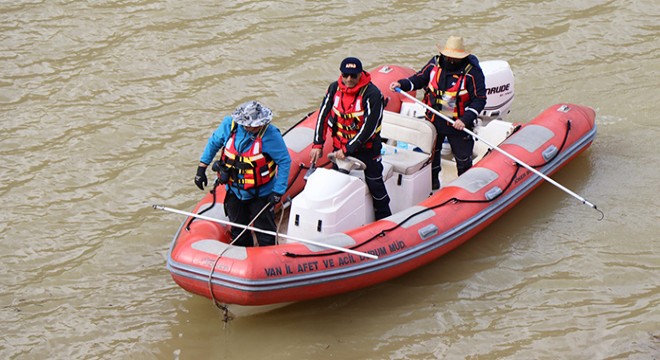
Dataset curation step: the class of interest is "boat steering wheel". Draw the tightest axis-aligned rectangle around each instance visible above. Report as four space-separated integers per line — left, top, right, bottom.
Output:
327 152 366 174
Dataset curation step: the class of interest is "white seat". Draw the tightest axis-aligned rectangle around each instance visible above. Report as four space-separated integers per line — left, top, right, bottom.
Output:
380 111 437 175
472 119 515 160
381 161 394 181
380 144 431 175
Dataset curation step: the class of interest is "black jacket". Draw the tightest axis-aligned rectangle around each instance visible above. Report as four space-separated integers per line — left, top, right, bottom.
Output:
398 54 487 134
313 79 384 155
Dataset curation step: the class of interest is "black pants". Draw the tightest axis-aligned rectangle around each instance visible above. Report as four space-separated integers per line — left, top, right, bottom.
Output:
336 149 392 220
223 190 276 247
432 132 474 178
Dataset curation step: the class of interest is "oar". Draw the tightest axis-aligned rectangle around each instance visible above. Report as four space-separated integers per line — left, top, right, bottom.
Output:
152 204 378 259
394 88 603 219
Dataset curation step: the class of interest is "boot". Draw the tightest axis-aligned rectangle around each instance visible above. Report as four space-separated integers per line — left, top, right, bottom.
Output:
432 171 441 190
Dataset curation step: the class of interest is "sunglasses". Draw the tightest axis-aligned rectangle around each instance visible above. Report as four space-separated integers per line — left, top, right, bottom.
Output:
242 125 262 132
341 73 359 79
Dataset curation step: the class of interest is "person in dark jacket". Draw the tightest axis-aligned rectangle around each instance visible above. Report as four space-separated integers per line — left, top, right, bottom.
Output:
310 57 391 220
194 101 291 246
390 36 487 189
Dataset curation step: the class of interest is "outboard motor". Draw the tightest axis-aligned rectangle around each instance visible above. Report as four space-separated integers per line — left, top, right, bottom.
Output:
441 60 515 159
479 60 515 123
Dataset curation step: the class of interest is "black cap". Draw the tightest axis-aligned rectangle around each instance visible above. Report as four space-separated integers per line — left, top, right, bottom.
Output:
339 57 363 74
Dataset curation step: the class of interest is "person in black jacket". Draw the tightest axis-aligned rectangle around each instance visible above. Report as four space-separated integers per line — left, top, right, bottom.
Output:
310 57 391 220
390 36 487 189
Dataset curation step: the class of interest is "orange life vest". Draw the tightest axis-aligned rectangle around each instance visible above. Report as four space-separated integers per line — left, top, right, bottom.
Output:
330 85 379 149
427 59 473 120
220 122 276 189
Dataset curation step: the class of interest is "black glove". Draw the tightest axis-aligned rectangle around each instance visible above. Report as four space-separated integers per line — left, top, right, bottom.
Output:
212 160 230 184
211 160 223 172
268 192 283 207
194 166 208 190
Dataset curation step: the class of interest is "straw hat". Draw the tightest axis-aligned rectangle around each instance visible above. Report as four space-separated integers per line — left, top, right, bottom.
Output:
437 36 470 59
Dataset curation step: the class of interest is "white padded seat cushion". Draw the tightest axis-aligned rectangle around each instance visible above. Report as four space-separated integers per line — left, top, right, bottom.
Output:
380 145 431 175
380 111 436 175
381 110 436 154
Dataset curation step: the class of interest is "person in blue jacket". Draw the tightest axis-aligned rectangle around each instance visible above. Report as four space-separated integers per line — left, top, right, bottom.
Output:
390 36 487 189
194 101 291 247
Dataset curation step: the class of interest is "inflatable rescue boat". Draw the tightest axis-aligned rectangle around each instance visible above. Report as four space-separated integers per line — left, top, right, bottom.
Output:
162 61 596 308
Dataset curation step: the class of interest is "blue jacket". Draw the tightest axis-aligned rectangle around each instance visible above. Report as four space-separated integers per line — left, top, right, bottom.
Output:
200 116 292 200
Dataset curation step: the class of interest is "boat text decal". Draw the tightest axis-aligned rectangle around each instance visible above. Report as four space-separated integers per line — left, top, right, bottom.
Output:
263 240 407 277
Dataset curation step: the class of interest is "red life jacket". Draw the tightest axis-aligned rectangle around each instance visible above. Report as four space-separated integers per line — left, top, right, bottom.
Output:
330 80 380 150
220 122 276 189
426 58 473 120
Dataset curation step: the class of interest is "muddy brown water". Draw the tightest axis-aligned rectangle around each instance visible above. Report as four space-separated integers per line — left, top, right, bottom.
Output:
1 1 658 359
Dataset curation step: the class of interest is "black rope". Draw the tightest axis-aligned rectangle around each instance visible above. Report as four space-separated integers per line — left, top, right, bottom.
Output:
285 163 305 193
282 111 314 136
185 180 221 231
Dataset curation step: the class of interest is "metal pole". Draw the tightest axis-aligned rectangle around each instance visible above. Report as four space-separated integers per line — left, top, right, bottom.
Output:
153 204 379 259
231 202 272 246
395 88 602 217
